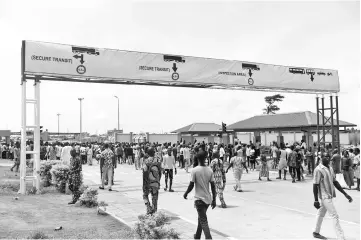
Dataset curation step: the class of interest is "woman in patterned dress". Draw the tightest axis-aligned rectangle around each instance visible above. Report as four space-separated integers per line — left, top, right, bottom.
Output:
341 150 354 189
226 146 244 192
87 144 93 166
277 143 288 180
48 143 57 160
210 151 227 208
259 153 272 181
68 149 82 204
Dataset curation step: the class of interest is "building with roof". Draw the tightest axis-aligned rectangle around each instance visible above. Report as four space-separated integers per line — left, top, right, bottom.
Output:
171 123 228 144
228 111 357 147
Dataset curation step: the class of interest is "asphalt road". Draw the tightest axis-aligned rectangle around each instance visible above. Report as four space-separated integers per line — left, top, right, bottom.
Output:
83 161 360 240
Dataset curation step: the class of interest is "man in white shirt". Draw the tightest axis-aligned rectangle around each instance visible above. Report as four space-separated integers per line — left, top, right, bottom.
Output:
184 145 191 173
162 147 177 192
219 144 225 161
56 144 62 160
301 140 307 150
246 145 251 167
312 153 352 240
61 142 72 166
179 145 185 169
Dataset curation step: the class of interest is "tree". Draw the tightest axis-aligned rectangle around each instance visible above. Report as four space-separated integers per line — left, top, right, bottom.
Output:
263 94 285 114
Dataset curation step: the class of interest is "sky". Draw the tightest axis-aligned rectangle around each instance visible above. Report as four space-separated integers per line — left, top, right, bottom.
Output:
0 0 359 135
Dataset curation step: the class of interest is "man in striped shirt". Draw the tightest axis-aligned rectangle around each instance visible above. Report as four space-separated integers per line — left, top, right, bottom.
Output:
312 153 353 240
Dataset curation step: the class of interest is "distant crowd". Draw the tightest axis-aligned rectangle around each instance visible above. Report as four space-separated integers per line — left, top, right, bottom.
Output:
2 139 359 192
1 139 359 239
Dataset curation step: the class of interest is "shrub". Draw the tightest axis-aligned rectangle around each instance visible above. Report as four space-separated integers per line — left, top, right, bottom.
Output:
79 187 98 208
79 184 88 195
40 160 61 187
26 186 37 195
133 211 180 239
98 201 108 207
50 164 70 193
27 231 49 239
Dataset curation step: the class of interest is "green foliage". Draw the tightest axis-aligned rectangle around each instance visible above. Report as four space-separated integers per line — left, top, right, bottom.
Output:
98 201 108 207
79 187 98 208
26 186 37 195
40 160 61 187
133 212 180 239
51 164 70 193
27 231 49 239
263 94 285 114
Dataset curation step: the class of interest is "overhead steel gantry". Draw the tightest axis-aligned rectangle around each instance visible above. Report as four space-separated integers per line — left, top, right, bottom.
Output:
19 40 341 194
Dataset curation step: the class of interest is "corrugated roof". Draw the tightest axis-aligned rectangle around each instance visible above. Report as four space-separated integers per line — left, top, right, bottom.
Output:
228 111 356 130
172 123 222 133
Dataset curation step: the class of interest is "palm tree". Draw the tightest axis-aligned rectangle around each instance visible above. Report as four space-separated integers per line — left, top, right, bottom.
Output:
263 94 285 114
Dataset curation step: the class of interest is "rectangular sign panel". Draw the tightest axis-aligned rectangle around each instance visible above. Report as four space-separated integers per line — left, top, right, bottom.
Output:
24 41 340 93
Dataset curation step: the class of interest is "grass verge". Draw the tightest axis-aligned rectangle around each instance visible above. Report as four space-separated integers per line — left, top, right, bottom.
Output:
0 164 133 239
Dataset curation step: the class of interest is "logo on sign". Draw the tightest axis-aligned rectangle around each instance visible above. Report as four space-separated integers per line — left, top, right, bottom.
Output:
164 55 185 81
72 46 99 75
77 65 86 74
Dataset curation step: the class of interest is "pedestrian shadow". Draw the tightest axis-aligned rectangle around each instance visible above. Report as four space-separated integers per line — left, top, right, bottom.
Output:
236 189 254 193
222 205 238 209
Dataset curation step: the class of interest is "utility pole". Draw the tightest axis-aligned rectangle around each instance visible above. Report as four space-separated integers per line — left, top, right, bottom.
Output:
57 113 61 138
114 95 120 130
78 98 84 143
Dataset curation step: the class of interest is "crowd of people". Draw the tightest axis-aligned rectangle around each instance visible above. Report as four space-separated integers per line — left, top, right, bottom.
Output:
1 139 359 239
2 139 360 192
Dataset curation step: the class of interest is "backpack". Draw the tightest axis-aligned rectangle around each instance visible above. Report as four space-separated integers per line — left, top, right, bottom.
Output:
144 160 162 189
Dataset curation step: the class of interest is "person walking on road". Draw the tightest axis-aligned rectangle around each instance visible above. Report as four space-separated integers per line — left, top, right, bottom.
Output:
249 145 257 171
87 144 93 166
353 148 360 191
116 144 123 164
142 147 162 215
306 147 315 175
184 145 191 173
134 145 141 170
179 144 185 168
226 146 244 192
183 150 216 239
259 153 272 181
288 146 298 183
241 144 249 173
99 143 114 191
162 147 177 192
210 151 227 208
312 153 353 240
277 143 288 180
10 142 20 174
341 151 354 190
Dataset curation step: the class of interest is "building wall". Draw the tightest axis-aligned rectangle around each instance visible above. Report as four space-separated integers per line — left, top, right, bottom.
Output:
236 131 359 146
148 134 179 144
116 133 132 143
194 136 209 144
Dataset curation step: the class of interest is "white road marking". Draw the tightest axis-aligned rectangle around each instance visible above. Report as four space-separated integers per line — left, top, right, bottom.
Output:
227 195 359 226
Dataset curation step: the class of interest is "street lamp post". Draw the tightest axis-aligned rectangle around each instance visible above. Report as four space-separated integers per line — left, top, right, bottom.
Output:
114 96 120 130
57 113 60 137
78 98 84 142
